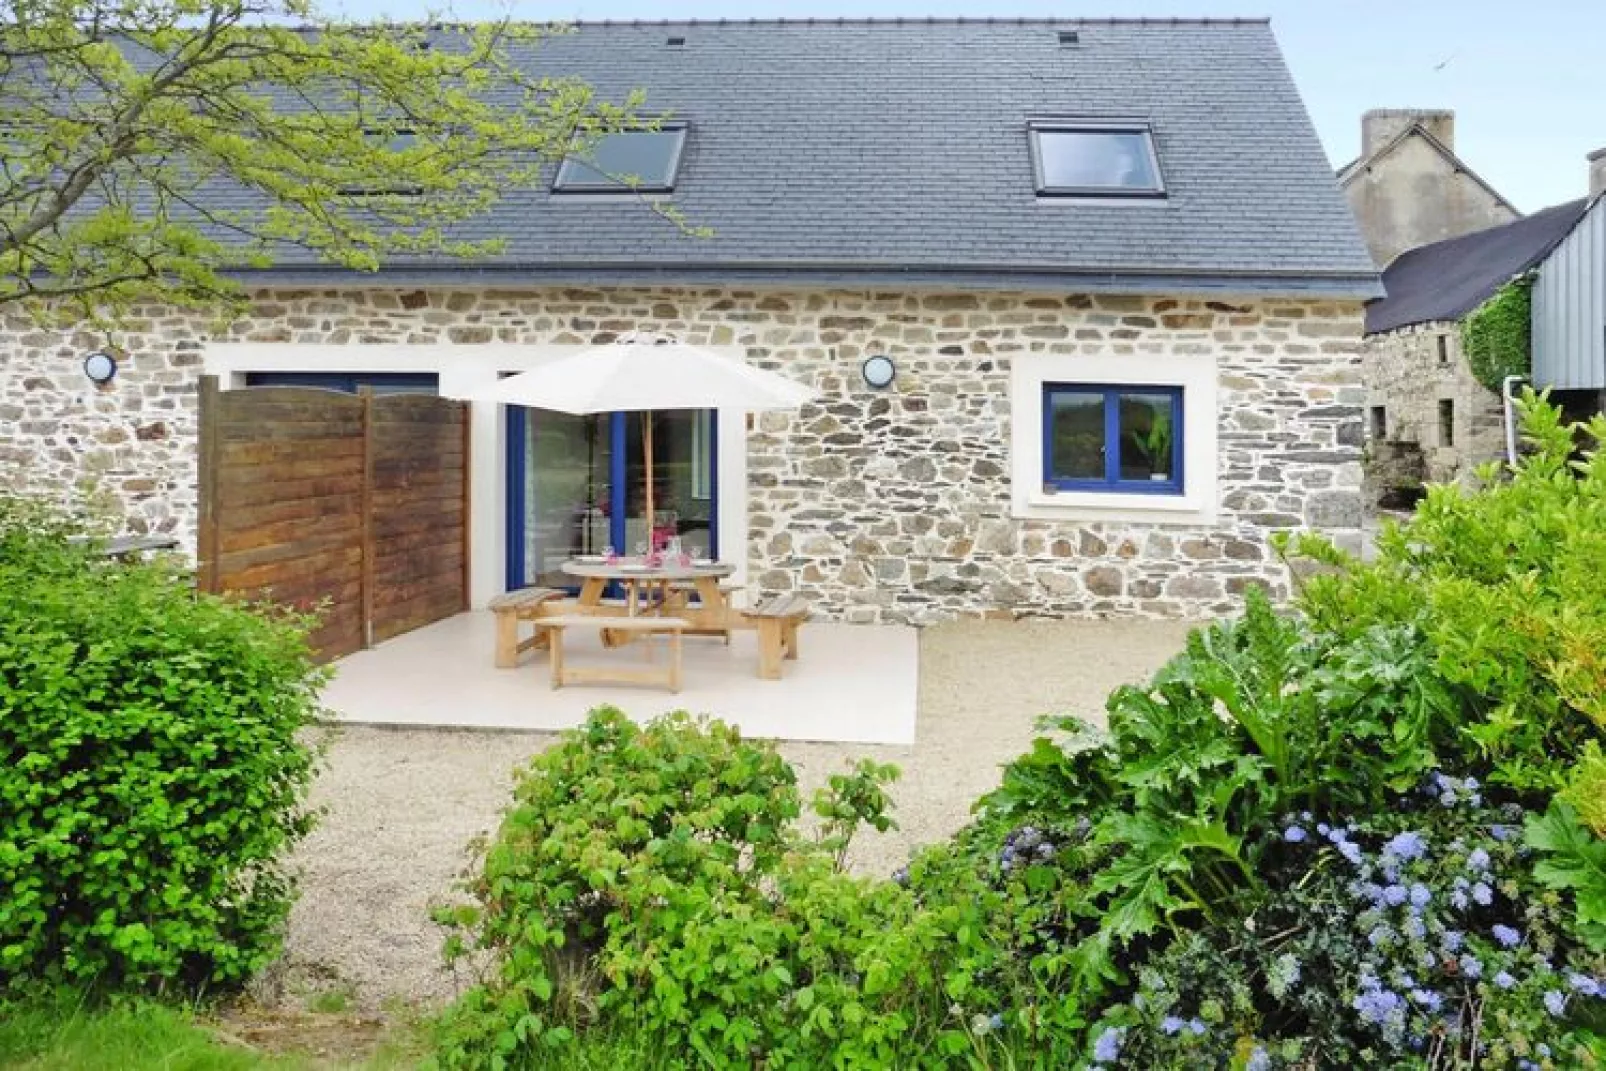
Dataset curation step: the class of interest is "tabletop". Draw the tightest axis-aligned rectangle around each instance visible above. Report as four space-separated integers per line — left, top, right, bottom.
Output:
560 557 735 582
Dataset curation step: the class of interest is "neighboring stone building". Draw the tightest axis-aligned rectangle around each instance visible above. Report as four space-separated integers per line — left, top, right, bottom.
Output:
1339 109 1520 267
0 18 1380 623
1362 191 1594 496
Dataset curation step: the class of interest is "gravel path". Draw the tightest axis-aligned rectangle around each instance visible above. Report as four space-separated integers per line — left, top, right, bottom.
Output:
266 618 1194 1012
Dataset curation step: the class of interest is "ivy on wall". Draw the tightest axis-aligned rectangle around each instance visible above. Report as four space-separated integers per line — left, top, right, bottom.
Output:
1461 274 1533 392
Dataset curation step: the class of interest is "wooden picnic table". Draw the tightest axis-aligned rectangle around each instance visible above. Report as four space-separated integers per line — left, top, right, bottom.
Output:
559 557 739 641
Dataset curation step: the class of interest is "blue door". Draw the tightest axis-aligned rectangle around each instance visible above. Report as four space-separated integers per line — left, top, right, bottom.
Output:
505 408 717 590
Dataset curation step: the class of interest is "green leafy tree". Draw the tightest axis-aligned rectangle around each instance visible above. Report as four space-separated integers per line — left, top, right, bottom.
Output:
0 0 655 316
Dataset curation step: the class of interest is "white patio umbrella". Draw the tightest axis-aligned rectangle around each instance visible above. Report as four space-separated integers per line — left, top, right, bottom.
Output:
461 333 814 542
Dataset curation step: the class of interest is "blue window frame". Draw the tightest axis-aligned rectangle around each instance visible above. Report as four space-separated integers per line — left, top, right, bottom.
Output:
1042 383 1183 494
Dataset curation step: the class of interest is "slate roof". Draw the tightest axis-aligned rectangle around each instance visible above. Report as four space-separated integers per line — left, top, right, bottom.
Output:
1365 198 1590 334
225 18 1380 298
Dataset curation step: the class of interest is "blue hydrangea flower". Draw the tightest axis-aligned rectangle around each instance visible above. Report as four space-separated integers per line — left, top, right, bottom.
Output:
1161 1015 1185 1036
1092 1026 1124 1064
1284 825 1307 843
1459 955 1483 979
1246 1046 1272 1071
989 1013 1005 1031
1353 984 1404 1025
1467 848 1491 872
1441 930 1464 952
1187 1018 1207 1036
1383 884 1409 907
1318 822 1331 836
1450 889 1470 910
1339 840 1364 865
1384 832 1427 861
1490 824 1515 841
1410 988 1443 1012
1492 924 1521 948
1368 924 1394 948
1544 990 1567 1017
1404 916 1427 940
1566 973 1601 997
1494 970 1517 989
1471 882 1493 906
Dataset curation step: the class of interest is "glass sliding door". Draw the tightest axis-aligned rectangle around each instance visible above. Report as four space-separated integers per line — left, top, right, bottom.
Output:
506 407 716 590
510 408 613 590
622 409 716 558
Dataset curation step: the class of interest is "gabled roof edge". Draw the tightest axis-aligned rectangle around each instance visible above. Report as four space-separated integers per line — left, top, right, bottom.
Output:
1340 123 1521 218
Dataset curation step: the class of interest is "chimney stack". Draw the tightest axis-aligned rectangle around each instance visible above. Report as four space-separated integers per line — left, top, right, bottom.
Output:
1362 108 1456 158
1591 148 1606 198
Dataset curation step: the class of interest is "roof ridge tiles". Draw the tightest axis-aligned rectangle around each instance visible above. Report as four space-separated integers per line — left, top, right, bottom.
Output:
573 17 1272 27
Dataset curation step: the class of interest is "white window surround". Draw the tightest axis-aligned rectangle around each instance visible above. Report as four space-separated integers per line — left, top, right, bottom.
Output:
1010 351 1219 525
203 342 750 610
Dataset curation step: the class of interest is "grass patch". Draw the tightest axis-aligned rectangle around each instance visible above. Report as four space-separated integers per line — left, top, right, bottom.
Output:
305 986 356 1016
0 997 300 1070
0 995 425 1070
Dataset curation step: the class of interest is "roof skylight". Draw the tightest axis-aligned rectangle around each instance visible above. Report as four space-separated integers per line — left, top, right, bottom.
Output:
1028 121 1164 197
554 124 688 194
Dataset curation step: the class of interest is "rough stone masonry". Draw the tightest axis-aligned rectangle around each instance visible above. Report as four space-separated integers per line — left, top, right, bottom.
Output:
0 287 1366 623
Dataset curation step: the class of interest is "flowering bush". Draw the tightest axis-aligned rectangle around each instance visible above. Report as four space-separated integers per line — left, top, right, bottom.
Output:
1082 779 1604 1069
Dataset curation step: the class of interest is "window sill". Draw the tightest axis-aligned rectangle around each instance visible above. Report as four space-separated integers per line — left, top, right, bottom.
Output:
1016 489 1215 525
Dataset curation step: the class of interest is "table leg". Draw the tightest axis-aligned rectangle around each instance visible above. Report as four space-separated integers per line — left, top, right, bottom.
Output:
693 575 734 642
577 577 607 608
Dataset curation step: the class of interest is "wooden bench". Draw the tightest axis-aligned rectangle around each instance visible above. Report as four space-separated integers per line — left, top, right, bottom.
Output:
744 594 811 680
488 587 566 668
533 615 689 693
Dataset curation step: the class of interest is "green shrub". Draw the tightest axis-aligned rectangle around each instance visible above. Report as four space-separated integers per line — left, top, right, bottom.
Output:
0 496 326 993
1284 394 1606 794
433 708 1041 1069
963 590 1458 1000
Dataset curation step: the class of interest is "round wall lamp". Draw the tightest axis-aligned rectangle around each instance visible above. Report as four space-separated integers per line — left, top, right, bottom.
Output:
861 354 896 390
83 352 118 386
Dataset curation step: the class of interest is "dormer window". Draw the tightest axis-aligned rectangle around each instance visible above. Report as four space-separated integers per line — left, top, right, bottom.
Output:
1028 121 1164 198
554 124 688 193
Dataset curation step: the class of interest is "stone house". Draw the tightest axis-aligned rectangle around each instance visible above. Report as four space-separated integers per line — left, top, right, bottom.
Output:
1362 151 1606 497
0 18 1380 624
1339 109 1520 268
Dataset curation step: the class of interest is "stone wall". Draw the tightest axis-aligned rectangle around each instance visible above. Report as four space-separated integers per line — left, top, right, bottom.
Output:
0 287 1366 622
1361 321 1507 488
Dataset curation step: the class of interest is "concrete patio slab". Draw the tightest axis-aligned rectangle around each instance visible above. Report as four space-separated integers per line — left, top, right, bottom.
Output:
320 610 918 745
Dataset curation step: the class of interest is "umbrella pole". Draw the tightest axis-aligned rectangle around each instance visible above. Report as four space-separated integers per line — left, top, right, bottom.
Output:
642 410 655 551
